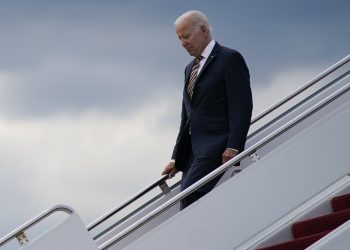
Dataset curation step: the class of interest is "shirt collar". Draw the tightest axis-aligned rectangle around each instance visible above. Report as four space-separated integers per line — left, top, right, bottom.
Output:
201 40 215 59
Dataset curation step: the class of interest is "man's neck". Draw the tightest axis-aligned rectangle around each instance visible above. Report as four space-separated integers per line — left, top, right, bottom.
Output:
199 39 215 58
197 37 212 57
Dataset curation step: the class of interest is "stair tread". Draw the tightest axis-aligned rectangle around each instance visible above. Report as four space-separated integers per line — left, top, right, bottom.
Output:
292 208 350 238
332 193 350 212
256 230 331 250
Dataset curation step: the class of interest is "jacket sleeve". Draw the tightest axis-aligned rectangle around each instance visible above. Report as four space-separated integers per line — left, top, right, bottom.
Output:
224 51 253 152
171 97 188 160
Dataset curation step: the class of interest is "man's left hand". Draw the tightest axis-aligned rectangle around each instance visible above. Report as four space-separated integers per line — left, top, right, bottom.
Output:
222 148 238 163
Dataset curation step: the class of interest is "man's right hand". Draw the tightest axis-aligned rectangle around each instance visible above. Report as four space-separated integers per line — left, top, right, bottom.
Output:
161 162 178 178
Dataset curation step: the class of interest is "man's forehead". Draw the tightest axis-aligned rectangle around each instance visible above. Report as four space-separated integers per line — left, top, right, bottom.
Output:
176 20 193 33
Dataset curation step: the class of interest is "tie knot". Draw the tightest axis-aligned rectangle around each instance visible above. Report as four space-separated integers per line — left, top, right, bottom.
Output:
196 55 203 62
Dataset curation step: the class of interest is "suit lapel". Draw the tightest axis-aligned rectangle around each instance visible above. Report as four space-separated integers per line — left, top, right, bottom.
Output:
197 43 220 81
184 42 221 102
197 54 215 80
191 43 221 101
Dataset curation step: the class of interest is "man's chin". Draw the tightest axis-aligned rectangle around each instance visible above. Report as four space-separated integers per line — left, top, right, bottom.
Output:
187 51 197 57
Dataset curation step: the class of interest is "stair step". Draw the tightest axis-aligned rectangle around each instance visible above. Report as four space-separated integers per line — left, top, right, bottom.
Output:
292 208 350 239
256 230 330 250
332 193 350 212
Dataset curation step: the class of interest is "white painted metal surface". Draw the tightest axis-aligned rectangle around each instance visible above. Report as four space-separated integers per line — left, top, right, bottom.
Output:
22 213 98 250
94 189 181 249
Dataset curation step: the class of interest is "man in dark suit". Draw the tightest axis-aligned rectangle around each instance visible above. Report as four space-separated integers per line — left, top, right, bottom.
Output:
162 10 253 209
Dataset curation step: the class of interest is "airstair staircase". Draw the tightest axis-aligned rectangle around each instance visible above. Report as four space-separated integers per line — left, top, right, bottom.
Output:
1 54 350 250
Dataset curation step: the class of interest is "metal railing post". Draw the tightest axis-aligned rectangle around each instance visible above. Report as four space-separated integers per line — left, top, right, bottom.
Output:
0 205 74 247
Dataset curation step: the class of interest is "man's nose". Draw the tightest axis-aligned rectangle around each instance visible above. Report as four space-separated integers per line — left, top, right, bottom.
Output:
182 39 188 47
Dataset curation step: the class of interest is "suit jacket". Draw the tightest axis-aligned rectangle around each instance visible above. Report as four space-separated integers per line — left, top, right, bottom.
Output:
172 42 253 171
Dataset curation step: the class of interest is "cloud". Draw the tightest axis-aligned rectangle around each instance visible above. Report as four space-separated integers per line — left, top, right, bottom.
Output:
0 95 181 231
0 58 175 116
252 64 328 126
0 1 185 119
0 26 183 119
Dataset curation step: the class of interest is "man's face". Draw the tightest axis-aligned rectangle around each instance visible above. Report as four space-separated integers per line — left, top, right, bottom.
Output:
176 19 205 57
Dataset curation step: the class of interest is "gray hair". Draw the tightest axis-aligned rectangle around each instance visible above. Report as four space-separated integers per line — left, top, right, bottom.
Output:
174 10 213 32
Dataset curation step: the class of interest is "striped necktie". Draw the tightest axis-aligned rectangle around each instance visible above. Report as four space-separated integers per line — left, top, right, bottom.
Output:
187 56 203 99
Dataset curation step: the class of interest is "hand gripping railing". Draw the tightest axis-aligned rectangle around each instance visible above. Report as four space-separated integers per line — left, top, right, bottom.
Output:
0 204 74 248
88 54 350 238
98 80 350 249
86 175 170 232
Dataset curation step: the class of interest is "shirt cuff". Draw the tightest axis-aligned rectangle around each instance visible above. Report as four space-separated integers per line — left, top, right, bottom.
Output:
227 148 239 153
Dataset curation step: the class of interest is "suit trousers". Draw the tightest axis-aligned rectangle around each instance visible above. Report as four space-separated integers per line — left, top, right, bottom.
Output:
180 136 223 209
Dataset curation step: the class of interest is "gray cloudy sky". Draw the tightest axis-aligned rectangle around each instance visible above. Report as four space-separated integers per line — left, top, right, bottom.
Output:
0 0 349 247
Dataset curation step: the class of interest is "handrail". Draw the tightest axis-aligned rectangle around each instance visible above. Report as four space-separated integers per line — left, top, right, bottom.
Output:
98 81 350 249
0 204 74 247
86 175 169 231
92 181 180 241
89 54 350 236
251 54 350 125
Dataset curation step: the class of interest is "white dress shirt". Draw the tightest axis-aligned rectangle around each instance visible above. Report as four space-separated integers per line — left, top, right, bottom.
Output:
197 39 216 76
